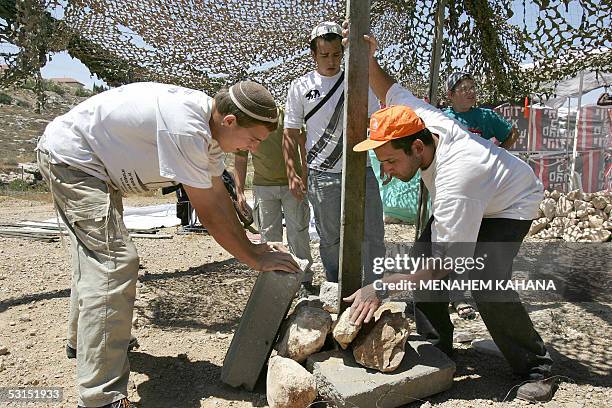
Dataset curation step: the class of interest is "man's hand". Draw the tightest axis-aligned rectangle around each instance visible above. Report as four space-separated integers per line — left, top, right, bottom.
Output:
343 284 381 325
379 162 393 186
256 251 301 273
341 21 378 58
288 174 307 201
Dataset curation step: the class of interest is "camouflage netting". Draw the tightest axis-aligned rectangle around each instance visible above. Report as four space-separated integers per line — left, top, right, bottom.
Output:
1 0 610 106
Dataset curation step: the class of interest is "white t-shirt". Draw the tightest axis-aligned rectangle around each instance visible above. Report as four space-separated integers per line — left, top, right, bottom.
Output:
38 82 225 194
284 70 379 173
386 83 543 244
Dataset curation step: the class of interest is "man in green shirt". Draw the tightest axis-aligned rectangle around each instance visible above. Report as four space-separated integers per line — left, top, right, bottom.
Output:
234 109 314 292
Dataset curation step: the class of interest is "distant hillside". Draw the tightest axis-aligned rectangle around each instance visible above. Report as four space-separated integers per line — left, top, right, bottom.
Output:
0 82 93 173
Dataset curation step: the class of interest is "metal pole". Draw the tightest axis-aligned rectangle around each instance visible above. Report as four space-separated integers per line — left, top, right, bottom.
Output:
416 0 447 238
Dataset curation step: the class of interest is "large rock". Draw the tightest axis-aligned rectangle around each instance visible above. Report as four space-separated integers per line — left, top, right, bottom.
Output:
352 303 410 373
591 195 609 210
540 198 556 219
574 199 591 212
605 204 612 215
551 217 571 229
567 190 583 201
267 356 317 408
555 196 573 217
603 220 612 231
588 215 605 229
333 308 362 350
276 306 332 363
319 281 339 313
583 192 594 202
550 190 561 200
529 218 548 235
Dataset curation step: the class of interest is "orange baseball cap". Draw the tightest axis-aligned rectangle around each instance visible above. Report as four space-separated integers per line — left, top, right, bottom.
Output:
354 105 426 151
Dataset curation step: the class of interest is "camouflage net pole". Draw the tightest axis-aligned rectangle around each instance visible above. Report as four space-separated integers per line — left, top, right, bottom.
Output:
1 0 610 106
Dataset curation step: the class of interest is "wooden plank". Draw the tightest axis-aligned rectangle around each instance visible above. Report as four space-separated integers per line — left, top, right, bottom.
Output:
339 0 371 314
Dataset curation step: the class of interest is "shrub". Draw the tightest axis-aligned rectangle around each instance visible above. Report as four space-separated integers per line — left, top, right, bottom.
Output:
0 92 13 105
74 87 91 97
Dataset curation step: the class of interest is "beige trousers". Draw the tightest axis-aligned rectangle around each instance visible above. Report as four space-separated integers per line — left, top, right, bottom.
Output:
38 149 139 407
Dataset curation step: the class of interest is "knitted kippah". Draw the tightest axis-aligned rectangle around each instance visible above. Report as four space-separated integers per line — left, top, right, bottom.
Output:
229 81 278 123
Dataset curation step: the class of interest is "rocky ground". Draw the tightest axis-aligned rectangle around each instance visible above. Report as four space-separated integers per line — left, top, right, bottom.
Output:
0 193 611 408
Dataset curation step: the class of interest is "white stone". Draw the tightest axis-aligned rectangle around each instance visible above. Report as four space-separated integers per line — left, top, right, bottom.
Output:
591 195 609 210
471 339 504 358
602 220 612 231
605 204 612 214
540 198 556 219
555 196 573 217
551 217 571 229
453 331 476 343
333 308 361 349
267 356 317 408
276 306 332 363
588 215 604 229
583 192 594 202
550 190 561 200
574 200 591 212
567 190 583 201
318 281 339 313
529 218 548 235
563 225 583 242
580 228 611 243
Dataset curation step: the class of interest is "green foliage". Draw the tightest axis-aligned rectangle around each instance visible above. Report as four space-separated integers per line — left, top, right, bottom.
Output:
74 87 91 97
0 92 13 105
92 83 109 94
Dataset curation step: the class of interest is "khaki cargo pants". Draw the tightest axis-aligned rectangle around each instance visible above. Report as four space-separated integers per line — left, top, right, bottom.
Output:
37 148 139 407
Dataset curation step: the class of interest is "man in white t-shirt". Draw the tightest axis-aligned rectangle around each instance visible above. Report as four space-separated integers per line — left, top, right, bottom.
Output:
283 21 385 284
343 34 556 403
37 81 300 408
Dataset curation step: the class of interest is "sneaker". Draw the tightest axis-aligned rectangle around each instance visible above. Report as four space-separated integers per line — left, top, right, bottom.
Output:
67 336 139 359
516 377 559 402
78 397 134 408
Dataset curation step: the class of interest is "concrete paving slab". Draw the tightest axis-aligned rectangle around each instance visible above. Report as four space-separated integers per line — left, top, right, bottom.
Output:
221 260 307 390
306 339 455 408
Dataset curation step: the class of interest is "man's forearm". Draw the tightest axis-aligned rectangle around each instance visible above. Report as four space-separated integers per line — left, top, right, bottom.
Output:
283 128 303 178
500 127 519 149
368 56 396 105
234 154 248 197
185 180 259 268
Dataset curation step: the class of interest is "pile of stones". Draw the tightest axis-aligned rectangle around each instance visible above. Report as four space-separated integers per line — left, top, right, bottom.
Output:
266 282 412 408
529 189 612 242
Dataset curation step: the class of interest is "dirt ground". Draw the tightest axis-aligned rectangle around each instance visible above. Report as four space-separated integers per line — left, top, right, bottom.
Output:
0 193 610 408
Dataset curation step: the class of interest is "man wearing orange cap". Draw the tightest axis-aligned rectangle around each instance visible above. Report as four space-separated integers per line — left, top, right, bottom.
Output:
342 33 556 403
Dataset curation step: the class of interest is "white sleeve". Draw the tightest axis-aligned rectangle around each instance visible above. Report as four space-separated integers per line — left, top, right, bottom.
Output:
157 132 225 189
386 83 464 139
284 80 304 129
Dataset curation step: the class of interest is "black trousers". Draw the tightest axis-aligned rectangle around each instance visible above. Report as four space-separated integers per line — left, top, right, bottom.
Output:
413 216 553 379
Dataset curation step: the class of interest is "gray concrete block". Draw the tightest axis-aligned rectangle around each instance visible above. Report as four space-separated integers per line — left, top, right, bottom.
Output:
221 261 306 390
471 338 504 358
306 339 455 408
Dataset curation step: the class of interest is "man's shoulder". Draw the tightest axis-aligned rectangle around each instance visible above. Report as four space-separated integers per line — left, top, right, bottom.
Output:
290 70 318 87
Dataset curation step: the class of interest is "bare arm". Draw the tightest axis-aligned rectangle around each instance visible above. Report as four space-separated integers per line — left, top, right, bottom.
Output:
283 127 307 201
342 23 396 105
500 127 519 149
184 179 299 273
